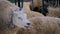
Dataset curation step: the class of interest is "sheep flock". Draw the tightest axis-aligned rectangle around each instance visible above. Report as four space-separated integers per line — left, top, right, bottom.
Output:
0 0 60 34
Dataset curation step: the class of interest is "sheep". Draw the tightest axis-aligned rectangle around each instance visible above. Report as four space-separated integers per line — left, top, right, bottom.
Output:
29 16 60 34
29 0 48 16
17 16 60 34
1 0 60 34
11 2 44 19
47 6 60 18
23 2 44 19
0 0 30 34
29 0 60 17
12 1 44 19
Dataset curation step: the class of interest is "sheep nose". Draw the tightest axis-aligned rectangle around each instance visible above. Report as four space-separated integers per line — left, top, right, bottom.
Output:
24 23 30 28
27 23 30 25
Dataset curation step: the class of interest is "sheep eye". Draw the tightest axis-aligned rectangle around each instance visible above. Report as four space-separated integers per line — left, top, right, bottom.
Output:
14 9 17 11
18 17 21 19
18 17 23 20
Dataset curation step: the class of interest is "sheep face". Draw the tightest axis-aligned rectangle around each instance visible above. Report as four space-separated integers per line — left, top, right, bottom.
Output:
12 8 30 28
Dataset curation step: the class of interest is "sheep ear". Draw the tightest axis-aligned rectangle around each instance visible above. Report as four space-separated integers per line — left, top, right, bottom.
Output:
24 13 27 17
20 7 25 13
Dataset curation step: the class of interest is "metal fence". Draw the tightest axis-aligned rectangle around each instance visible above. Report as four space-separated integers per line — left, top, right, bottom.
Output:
45 0 60 7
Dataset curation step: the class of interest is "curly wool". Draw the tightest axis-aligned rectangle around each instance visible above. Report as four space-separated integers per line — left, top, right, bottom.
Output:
17 16 60 34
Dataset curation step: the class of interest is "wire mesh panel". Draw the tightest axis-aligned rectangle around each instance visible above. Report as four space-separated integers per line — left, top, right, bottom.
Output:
8 0 17 3
45 0 60 7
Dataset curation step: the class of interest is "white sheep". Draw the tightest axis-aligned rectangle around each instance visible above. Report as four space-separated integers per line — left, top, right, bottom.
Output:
29 16 60 34
12 2 44 19
17 16 60 34
0 0 30 34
